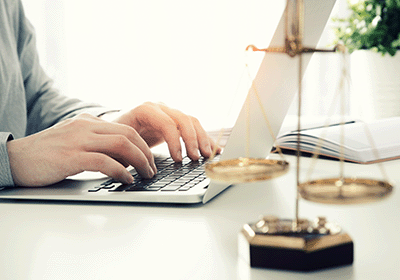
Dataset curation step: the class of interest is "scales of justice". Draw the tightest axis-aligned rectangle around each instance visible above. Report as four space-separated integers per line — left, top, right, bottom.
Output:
205 0 393 272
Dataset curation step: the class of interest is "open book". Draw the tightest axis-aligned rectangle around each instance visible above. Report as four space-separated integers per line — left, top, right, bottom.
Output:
208 116 400 164
275 117 400 164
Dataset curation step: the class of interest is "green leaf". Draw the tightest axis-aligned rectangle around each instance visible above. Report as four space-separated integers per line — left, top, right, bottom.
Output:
332 0 400 55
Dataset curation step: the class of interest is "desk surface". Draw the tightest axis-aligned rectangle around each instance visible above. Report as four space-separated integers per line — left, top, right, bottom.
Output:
0 155 399 280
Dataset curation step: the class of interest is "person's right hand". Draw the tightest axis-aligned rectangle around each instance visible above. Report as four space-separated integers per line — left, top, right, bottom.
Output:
7 113 156 187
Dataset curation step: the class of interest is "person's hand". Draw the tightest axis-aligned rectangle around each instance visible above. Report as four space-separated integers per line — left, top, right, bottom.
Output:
112 102 221 162
7 113 156 187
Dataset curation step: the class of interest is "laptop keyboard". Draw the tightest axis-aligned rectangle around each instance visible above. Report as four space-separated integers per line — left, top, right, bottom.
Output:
88 155 219 193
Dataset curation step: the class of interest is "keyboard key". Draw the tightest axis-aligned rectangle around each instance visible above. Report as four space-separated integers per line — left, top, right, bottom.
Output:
126 186 159 192
129 169 138 176
180 174 198 179
172 164 183 170
108 184 133 192
89 155 214 193
170 172 185 178
146 186 162 191
173 179 188 185
100 180 113 186
185 182 197 188
150 183 168 188
157 178 176 184
161 184 182 191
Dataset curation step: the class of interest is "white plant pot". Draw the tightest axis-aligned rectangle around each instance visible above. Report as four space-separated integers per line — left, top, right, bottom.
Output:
350 50 400 121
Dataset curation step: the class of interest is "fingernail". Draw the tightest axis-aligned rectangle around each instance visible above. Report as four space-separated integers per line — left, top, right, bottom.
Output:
193 150 200 160
176 150 182 162
148 165 155 178
124 173 134 184
151 161 157 174
206 144 212 157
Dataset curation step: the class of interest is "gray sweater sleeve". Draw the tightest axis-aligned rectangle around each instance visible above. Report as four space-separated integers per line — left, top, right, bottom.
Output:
0 1 116 187
17 4 111 135
0 133 14 187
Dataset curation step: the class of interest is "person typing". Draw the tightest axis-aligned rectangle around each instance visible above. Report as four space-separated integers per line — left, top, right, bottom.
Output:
0 0 220 188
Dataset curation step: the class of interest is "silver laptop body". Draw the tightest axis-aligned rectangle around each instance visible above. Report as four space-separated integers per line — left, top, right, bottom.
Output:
0 0 336 204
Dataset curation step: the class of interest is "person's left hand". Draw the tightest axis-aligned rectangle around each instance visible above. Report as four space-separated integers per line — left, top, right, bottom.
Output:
110 102 221 162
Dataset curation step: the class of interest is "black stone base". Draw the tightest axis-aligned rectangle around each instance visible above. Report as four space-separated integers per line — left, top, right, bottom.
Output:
249 242 354 272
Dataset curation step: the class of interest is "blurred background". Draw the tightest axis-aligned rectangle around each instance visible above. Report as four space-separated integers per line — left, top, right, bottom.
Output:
22 0 349 130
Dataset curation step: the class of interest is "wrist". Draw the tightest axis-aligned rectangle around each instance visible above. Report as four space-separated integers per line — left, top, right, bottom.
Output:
98 110 123 122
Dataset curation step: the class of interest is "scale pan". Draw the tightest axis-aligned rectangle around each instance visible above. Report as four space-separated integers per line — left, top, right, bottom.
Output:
298 177 393 205
205 157 289 184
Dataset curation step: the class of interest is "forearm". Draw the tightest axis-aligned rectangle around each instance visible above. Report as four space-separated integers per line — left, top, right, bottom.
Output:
25 83 114 135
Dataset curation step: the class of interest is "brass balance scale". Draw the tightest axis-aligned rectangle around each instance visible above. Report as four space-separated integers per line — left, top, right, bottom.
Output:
205 0 393 272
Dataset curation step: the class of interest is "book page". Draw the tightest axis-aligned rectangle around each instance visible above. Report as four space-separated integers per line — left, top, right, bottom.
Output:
277 117 400 163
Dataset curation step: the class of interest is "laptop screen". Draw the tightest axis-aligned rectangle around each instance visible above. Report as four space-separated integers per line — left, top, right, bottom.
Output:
203 0 337 203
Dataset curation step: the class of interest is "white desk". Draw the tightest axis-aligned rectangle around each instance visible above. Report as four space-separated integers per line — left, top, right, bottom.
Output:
0 155 399 280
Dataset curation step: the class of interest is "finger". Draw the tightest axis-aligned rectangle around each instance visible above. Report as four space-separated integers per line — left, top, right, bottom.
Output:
90 121 157 173
161 119 184 162
210 137 222 155
158 106 201 161
78 152 134 184
87 134 155 178
113 157 130 168
137 105 183 162
174 115 199 160
191 117 213 158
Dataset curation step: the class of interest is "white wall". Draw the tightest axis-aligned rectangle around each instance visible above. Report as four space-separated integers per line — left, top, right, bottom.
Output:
22 0 348 130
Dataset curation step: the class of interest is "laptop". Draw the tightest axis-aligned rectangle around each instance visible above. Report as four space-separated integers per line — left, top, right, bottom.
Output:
0 0 336 204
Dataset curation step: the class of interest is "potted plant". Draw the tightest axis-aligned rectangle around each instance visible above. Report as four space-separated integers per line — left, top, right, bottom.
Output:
332 0 400 120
